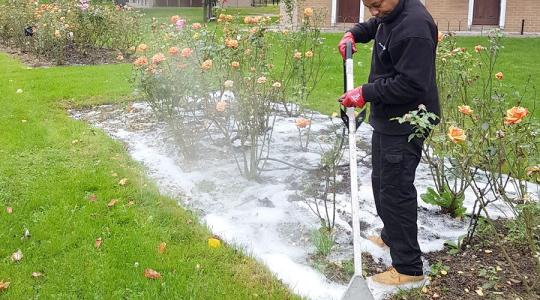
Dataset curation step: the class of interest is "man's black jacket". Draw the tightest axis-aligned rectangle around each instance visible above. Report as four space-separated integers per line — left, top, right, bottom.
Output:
349 0 440 135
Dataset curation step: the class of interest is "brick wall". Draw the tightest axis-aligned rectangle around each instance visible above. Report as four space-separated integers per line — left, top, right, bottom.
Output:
504 0 540 33
425 0 469 32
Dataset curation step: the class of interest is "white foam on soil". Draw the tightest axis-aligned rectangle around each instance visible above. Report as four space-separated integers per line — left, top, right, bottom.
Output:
71 102 538 300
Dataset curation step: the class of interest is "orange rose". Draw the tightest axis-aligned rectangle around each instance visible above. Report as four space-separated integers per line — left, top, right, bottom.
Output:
191 22 202 30
495 72 503 80
504 106 528 125
447 125 466 144
458 105 473 115
201 59 213 70
170 15 180 24
295 118 311 128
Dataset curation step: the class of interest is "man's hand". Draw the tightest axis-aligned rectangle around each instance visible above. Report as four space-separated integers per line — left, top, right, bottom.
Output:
338 32 357 60
339 86 365 108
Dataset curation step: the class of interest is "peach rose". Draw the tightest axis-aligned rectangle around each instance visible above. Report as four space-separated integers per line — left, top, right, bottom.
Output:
151 53 166 65
293 51 302 60
231 61 240 69
458 105 473 115
304 7 313 18
133 56 148 67
447 125 466 144
225 38 239 49
296 118 311 128
504 106 528 125
256 76 267 84
137 43 148 52
201 59 213 70
191 22 202 30
305 50 313 58
215 101 227 112
272 82 281 88
168 47 179 56
181 47 192 58
224 80 234 88
495 72 504 80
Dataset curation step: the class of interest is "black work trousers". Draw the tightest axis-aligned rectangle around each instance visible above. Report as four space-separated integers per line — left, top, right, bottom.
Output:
371 131 423 276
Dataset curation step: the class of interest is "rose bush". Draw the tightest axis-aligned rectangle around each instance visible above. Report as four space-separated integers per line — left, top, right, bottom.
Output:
0 0 142 64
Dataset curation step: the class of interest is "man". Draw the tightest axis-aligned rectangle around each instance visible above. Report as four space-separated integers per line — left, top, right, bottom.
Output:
337 0 440 286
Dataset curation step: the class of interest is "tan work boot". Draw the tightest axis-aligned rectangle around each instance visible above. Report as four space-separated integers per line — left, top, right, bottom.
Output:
367 236 388 249
372 267 424 285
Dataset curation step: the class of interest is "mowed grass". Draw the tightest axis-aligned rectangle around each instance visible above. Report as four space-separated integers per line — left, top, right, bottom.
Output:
0 53 299 299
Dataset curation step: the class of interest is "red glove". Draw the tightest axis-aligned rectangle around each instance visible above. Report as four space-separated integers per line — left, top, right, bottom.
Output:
338 32 357 60
339 86 365 108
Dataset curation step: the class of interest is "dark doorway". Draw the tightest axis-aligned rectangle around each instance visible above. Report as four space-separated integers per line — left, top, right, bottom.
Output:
338 0 360 23
472 0 500 25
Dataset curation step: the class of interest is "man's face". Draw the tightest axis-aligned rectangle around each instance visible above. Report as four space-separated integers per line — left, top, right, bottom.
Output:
362 0 400 18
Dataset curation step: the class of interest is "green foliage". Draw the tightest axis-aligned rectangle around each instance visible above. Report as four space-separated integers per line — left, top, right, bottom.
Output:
429 261 450 277
478 266 500 290
311 228 335 256
507 203 540 245
421 186 466 218
392 104 439 142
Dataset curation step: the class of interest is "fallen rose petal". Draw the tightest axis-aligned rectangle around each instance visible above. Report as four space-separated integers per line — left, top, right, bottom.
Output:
208 238 221 248
158 242 167 254
107 199 118 208
87 194 97 202
118 178 128 186
95 237 103 249
0 280 10 291
11 249 23 262
6 207 13 214
31 272 43 278
144 268 161 279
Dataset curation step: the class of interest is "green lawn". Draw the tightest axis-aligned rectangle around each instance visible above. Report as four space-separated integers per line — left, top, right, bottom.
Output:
0 53 298 299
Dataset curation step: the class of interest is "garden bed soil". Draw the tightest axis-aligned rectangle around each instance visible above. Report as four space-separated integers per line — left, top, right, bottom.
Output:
388 222 539 300
0 43 124 67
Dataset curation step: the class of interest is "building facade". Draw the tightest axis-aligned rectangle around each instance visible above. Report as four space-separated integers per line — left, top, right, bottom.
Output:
282 0 540 33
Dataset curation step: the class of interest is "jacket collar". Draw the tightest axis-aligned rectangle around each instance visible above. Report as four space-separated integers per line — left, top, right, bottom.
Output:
378 0 406 23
